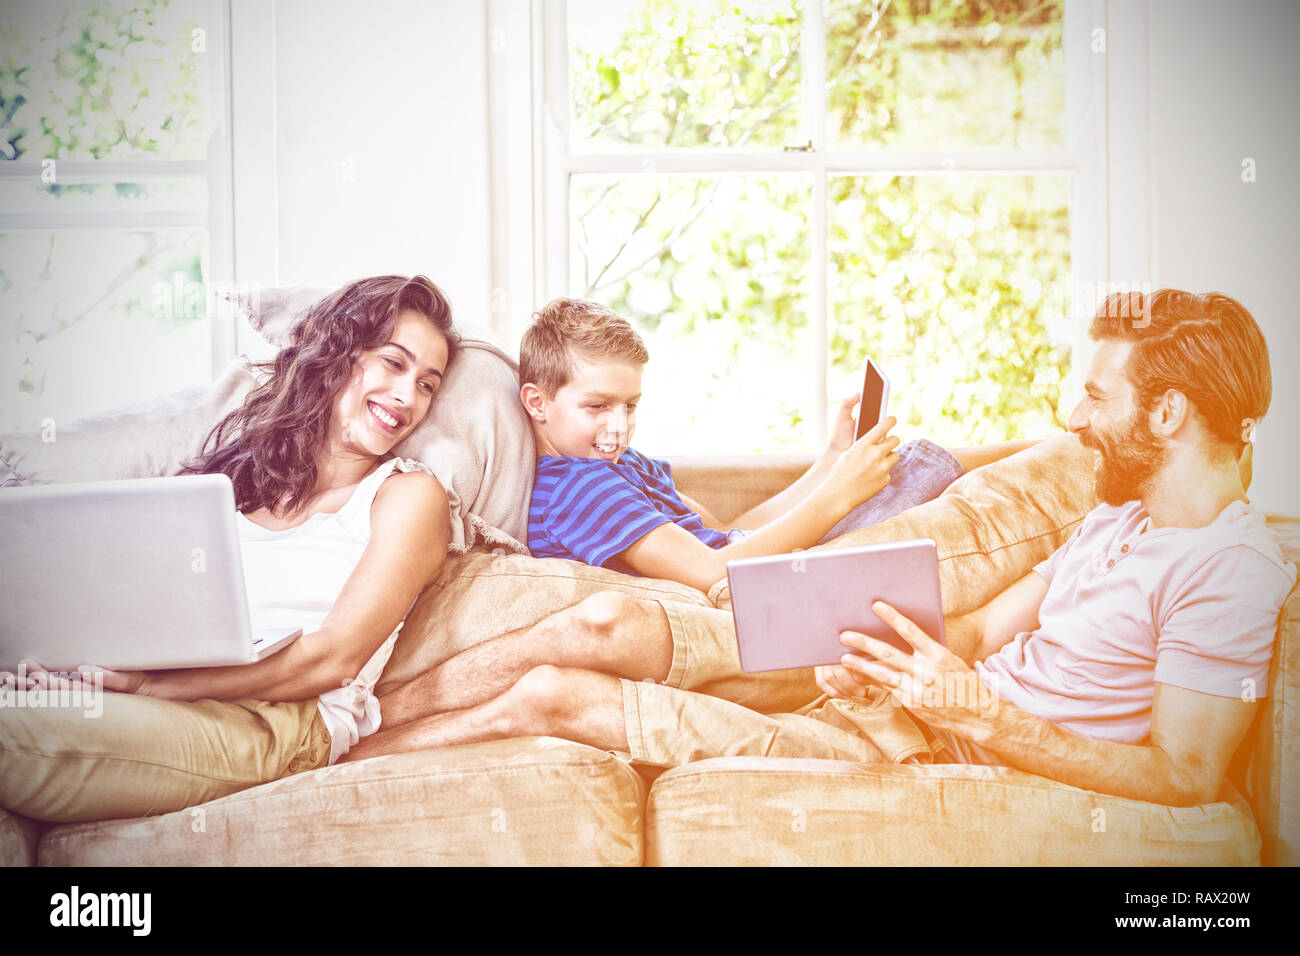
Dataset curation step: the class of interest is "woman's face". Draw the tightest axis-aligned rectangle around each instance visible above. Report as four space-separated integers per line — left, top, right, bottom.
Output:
331 308 451 457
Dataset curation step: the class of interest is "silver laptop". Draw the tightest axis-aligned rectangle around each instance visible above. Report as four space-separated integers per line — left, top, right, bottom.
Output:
0 474 301 672
726 539 947 673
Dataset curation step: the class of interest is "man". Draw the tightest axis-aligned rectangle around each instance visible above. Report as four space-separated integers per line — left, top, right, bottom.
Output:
347 289 1295 807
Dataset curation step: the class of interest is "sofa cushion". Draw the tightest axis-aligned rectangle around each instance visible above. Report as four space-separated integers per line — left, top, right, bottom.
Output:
643 757 1260 865
0 807 42 866
37 738 646 866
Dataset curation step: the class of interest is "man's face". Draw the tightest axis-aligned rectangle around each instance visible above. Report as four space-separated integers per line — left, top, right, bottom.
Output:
533 355 642 461
1068 340 1167 506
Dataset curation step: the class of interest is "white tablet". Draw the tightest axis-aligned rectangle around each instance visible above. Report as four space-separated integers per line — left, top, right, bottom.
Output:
726 539 946 673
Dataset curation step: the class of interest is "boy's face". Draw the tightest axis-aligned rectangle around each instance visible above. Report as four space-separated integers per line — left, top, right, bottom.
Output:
527 354 643 462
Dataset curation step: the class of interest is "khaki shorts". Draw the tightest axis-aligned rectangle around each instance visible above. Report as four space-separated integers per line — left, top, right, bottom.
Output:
659 599 821 712
627 600 941 769
0 691 331 823
929 726 1005 766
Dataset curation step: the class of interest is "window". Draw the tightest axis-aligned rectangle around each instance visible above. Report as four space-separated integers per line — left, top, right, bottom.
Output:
0 0 231 434
536 0 1104 454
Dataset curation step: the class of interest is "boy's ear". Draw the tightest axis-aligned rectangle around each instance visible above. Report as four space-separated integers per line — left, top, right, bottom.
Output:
519 382 548 423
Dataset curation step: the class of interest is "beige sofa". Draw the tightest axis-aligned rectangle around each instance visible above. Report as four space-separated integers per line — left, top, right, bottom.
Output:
3 432 1296 866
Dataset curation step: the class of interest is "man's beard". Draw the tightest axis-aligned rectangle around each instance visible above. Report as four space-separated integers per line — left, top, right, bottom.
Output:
1080 412 1167 507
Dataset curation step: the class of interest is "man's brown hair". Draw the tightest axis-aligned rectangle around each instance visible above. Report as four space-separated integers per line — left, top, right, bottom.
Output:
1090 289 1271 456
520 298 649 396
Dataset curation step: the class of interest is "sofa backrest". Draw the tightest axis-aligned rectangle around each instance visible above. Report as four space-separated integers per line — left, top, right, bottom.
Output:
1249 516 1300 865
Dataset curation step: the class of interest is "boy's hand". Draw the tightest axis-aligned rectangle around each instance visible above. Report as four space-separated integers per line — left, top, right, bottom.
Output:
823 393 861 461
824 415 900 510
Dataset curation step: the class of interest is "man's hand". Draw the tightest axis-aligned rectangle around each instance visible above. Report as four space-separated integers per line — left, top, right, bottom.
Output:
814 661 871 699
838 601 996 742
840 602 1257 806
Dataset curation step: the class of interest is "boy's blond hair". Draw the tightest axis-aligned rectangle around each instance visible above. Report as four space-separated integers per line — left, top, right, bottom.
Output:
520 298 649 396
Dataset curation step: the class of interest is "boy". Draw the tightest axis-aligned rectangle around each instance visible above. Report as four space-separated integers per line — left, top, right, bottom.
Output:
520 298 1024 592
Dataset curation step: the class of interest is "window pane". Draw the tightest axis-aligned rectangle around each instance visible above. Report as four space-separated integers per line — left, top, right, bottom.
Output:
571 174 812 454
0 0 213 163
826 0 1065 150
828 174 1071 446
0 228 210 433
568 0 805 151
0 180 206 218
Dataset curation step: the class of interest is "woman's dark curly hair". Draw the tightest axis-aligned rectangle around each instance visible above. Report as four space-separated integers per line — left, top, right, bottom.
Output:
183 274 458 514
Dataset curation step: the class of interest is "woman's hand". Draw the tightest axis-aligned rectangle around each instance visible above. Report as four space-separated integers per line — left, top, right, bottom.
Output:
7 659 150 695
84 665 150 695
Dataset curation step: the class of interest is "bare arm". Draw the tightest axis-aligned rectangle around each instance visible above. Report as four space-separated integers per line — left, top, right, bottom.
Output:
721 459 836 530
724 394 862 530
121 471 450 703
676 478 841 533
676 490 727 532
620 418 900 591
952 570 1048 663
840 602 1255 805
966 682 1254 805
620 484 857 592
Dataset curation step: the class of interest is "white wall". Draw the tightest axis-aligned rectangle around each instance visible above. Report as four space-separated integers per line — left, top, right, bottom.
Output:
1147 0 1300 515
231 0 494 349
223 0 1298 516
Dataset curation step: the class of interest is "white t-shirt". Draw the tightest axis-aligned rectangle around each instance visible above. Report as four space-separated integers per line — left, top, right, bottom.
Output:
976 499 1296 744
237 457 433 763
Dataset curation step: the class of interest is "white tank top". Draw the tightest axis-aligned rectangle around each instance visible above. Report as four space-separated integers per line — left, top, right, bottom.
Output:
237 456 432 763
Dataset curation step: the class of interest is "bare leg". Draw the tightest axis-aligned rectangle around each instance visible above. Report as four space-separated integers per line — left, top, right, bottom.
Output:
377 592 672 730
947 438 1041 473
343 665 626 762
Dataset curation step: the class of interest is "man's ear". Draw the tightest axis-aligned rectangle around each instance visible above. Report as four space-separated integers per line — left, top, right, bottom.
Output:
519 382 548 423
1150 388 1191 437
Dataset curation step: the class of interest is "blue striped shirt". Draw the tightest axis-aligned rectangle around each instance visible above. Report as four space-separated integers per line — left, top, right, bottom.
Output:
529 448 730 573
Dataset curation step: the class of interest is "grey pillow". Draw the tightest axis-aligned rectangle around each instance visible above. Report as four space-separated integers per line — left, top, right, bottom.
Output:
0 356 258 486
219 283 326 348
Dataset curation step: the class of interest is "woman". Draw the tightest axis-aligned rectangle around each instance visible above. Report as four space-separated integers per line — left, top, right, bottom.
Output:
0 274 459 822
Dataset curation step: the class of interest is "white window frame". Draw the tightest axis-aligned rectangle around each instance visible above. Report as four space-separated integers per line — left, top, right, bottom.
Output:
0 0 236 381
490 0 1143 450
